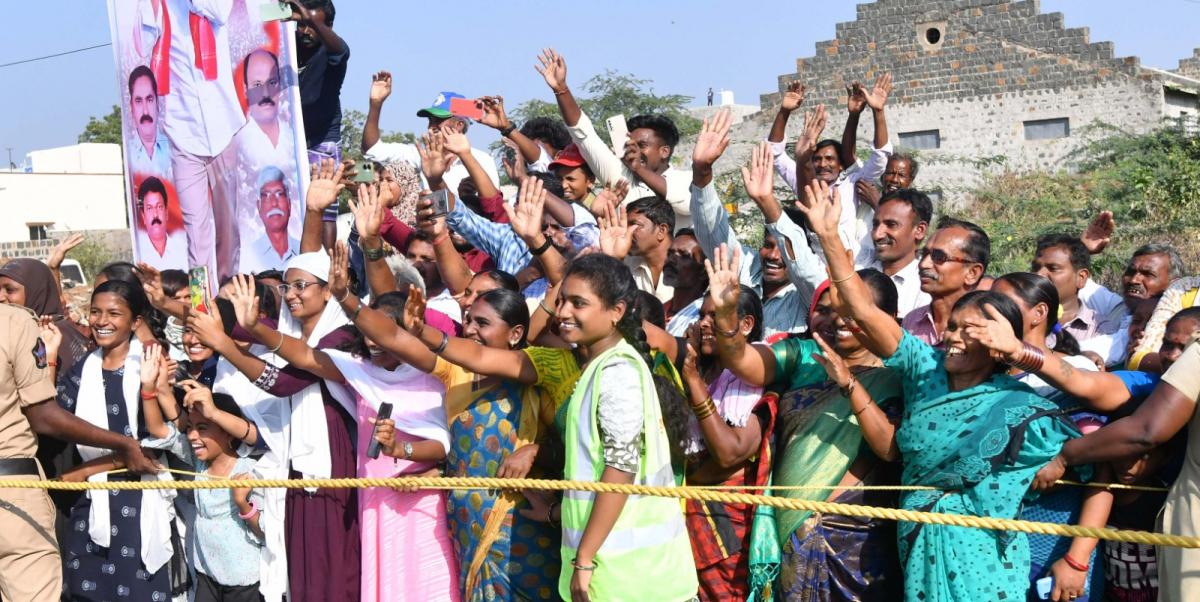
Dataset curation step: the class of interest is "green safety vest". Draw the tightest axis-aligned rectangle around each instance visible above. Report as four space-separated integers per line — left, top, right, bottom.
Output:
559 341 698 601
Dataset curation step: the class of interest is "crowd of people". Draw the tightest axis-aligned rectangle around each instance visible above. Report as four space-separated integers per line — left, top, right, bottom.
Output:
1 2 1199 601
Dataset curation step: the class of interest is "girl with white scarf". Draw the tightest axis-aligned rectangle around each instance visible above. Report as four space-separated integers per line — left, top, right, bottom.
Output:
186 252 360 602
56 279 177 601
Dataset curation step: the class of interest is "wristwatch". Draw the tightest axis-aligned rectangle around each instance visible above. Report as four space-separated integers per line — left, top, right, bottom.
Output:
499 123 516 137
402 441 414 460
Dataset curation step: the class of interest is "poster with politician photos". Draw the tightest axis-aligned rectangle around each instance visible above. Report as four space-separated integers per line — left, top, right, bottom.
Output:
107 0 310 284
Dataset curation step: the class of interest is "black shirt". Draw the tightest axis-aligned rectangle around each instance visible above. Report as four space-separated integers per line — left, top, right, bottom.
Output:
297 41 350 148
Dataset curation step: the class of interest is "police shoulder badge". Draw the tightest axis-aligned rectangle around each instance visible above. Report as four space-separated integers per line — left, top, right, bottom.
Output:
32 338 48 370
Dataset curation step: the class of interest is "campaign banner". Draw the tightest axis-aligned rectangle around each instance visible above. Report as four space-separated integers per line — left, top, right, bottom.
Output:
107 0 310 284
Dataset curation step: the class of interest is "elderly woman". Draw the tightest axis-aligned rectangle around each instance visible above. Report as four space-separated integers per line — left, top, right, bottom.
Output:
796 179 1082 601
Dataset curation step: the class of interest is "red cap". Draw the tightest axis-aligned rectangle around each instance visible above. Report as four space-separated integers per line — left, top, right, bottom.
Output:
548 144 586 170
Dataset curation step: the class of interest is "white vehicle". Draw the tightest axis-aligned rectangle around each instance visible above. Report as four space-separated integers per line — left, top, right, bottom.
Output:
59 259 87 289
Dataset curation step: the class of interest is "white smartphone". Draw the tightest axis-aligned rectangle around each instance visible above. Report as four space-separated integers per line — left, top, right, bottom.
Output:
606 114 629 156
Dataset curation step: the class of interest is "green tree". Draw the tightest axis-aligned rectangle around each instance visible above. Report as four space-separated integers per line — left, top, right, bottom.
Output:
78 105 124 145
506 70 702 148
340 108 416 162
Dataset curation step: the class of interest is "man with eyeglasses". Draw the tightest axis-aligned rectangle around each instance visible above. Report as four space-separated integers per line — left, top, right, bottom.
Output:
242 167 299 274
135 176 188 269
900 216 990 347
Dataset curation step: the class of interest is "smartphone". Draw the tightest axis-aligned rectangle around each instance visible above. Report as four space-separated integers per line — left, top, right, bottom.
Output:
366 403 393 459
259 1 292 22
423 189 451 217
188 266 212 315
448 97 484 121
353 159 377 184
1035 576 1053 600
606 114 629 156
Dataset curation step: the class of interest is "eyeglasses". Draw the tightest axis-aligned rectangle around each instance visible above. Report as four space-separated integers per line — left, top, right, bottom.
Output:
918 247 975 266
259 189 288 201
276 280 322 295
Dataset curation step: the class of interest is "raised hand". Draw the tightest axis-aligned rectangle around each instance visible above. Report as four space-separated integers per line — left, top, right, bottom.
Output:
704 243 742 314
780 80 806 113
328 241 352 304
140 342 164 389
47 233 85 271
186 304 228 352
809 331 852 388
598 203 635 260
38 319 62 361
349 182 385 240
692 108 733 168
442 130 471 157
799 178 842 239
505 176 547 243
846 83 868 115
855 180 882 210
589 179 629 219
417 131 449 182
477 95 512 131
226 274 260 331
1081 210 1115 255
740 142 776 205
416 194 448 239
797 104 828 155
306 158 347 213
681 326 702 382
135 262 169 309
402 287 428 335
535 48 568 92
862 72 893 111
961 303 1024 363
500 138 526 183
369 70 392 105
178 379 217 419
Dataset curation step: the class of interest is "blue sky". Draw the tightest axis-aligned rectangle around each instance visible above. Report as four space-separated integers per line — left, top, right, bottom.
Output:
1 0 1198 164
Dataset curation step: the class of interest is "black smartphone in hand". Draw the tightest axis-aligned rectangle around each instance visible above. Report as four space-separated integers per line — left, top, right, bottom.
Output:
366 402 393 459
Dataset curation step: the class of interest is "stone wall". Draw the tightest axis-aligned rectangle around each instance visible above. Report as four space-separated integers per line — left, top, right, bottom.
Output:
1177 49 1200 80
0 229 132 278
679 0 1193 200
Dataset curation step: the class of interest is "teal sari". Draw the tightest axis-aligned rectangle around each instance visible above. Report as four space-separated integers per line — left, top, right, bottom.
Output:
884 332 1083 602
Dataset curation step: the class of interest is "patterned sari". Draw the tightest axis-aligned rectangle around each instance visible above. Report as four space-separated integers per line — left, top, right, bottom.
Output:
434 354 571 601
885 332 1084 601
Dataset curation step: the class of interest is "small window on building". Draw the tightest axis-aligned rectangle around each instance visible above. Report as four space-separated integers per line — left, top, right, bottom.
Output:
899 130 941 150
917 21 947 51
1024 118 1070 141
28 224 49 241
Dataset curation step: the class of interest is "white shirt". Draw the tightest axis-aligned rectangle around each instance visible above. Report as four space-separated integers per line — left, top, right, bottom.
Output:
140 0 245 157
136 229 188 270
364 142 500 197
567 112 693 230
769 139 892 268
236 117 297 175
241 232 298 275
872 257 931 317
1077 278 1132 366
625 256 674 304
128 129 173 178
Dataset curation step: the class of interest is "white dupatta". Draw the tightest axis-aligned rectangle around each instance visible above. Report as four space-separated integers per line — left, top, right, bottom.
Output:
324 350 450 453
74 338 176 573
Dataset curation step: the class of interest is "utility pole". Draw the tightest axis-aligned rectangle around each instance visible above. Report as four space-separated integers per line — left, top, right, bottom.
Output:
6 148 12 171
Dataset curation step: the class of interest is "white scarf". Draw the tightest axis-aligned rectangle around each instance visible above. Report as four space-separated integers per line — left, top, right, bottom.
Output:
324 350 450 453
75 338 176 573
213 345 290 602
276 276 352 479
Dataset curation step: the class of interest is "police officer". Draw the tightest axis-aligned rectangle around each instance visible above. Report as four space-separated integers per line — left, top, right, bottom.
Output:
0 303 158 601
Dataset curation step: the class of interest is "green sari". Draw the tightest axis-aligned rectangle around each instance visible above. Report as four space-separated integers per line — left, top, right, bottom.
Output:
885 331 1084 602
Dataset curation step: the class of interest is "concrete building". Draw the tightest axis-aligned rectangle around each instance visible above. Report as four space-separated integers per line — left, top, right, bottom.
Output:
703 0 1200 204
0 143 129 260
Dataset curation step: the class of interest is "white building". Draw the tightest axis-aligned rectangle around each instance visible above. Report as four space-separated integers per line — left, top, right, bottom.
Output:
0 143 128 244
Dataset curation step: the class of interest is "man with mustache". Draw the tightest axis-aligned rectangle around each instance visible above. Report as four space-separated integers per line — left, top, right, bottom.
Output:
855 153 918 210
900 217 990 347
1121 243 1191 372
1031 233 1128 367
242 167 299 274
135 176 187 269
869 188 932 316
662 229 709 334
126 66 171 177
235 49 295 170
608 196 677 304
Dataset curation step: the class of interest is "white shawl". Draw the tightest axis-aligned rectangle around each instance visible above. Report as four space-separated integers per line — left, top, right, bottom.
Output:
74 338 176 573
324 350 450 453
212 346 290 602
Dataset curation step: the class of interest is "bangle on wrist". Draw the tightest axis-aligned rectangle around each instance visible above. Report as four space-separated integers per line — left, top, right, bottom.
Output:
553 87 570 97
547 500 560 527
1012 342 1045 372
433 331 450 354
839 378 857 399
336 288 351 303
269 331 284 354
361 240 386 261
140 389 157 401
537 300 556 317
238 501 259 521
529 236 553 256
830 272 855 284
1062 554 1088 572
571 558 595 571
432 231 450 246
690 396 717 420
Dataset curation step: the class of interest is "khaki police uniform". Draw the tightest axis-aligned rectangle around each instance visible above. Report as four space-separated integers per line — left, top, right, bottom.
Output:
0 303 62 600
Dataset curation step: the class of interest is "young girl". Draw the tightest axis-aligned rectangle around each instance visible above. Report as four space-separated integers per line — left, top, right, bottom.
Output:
56 280 177 601
137 351 265 602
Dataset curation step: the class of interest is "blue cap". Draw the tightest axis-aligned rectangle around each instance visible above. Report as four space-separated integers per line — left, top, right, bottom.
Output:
416 91 466 119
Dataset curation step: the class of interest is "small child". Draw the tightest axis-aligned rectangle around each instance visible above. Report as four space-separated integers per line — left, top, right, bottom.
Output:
1098 442 1176 602
140 349 265 602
